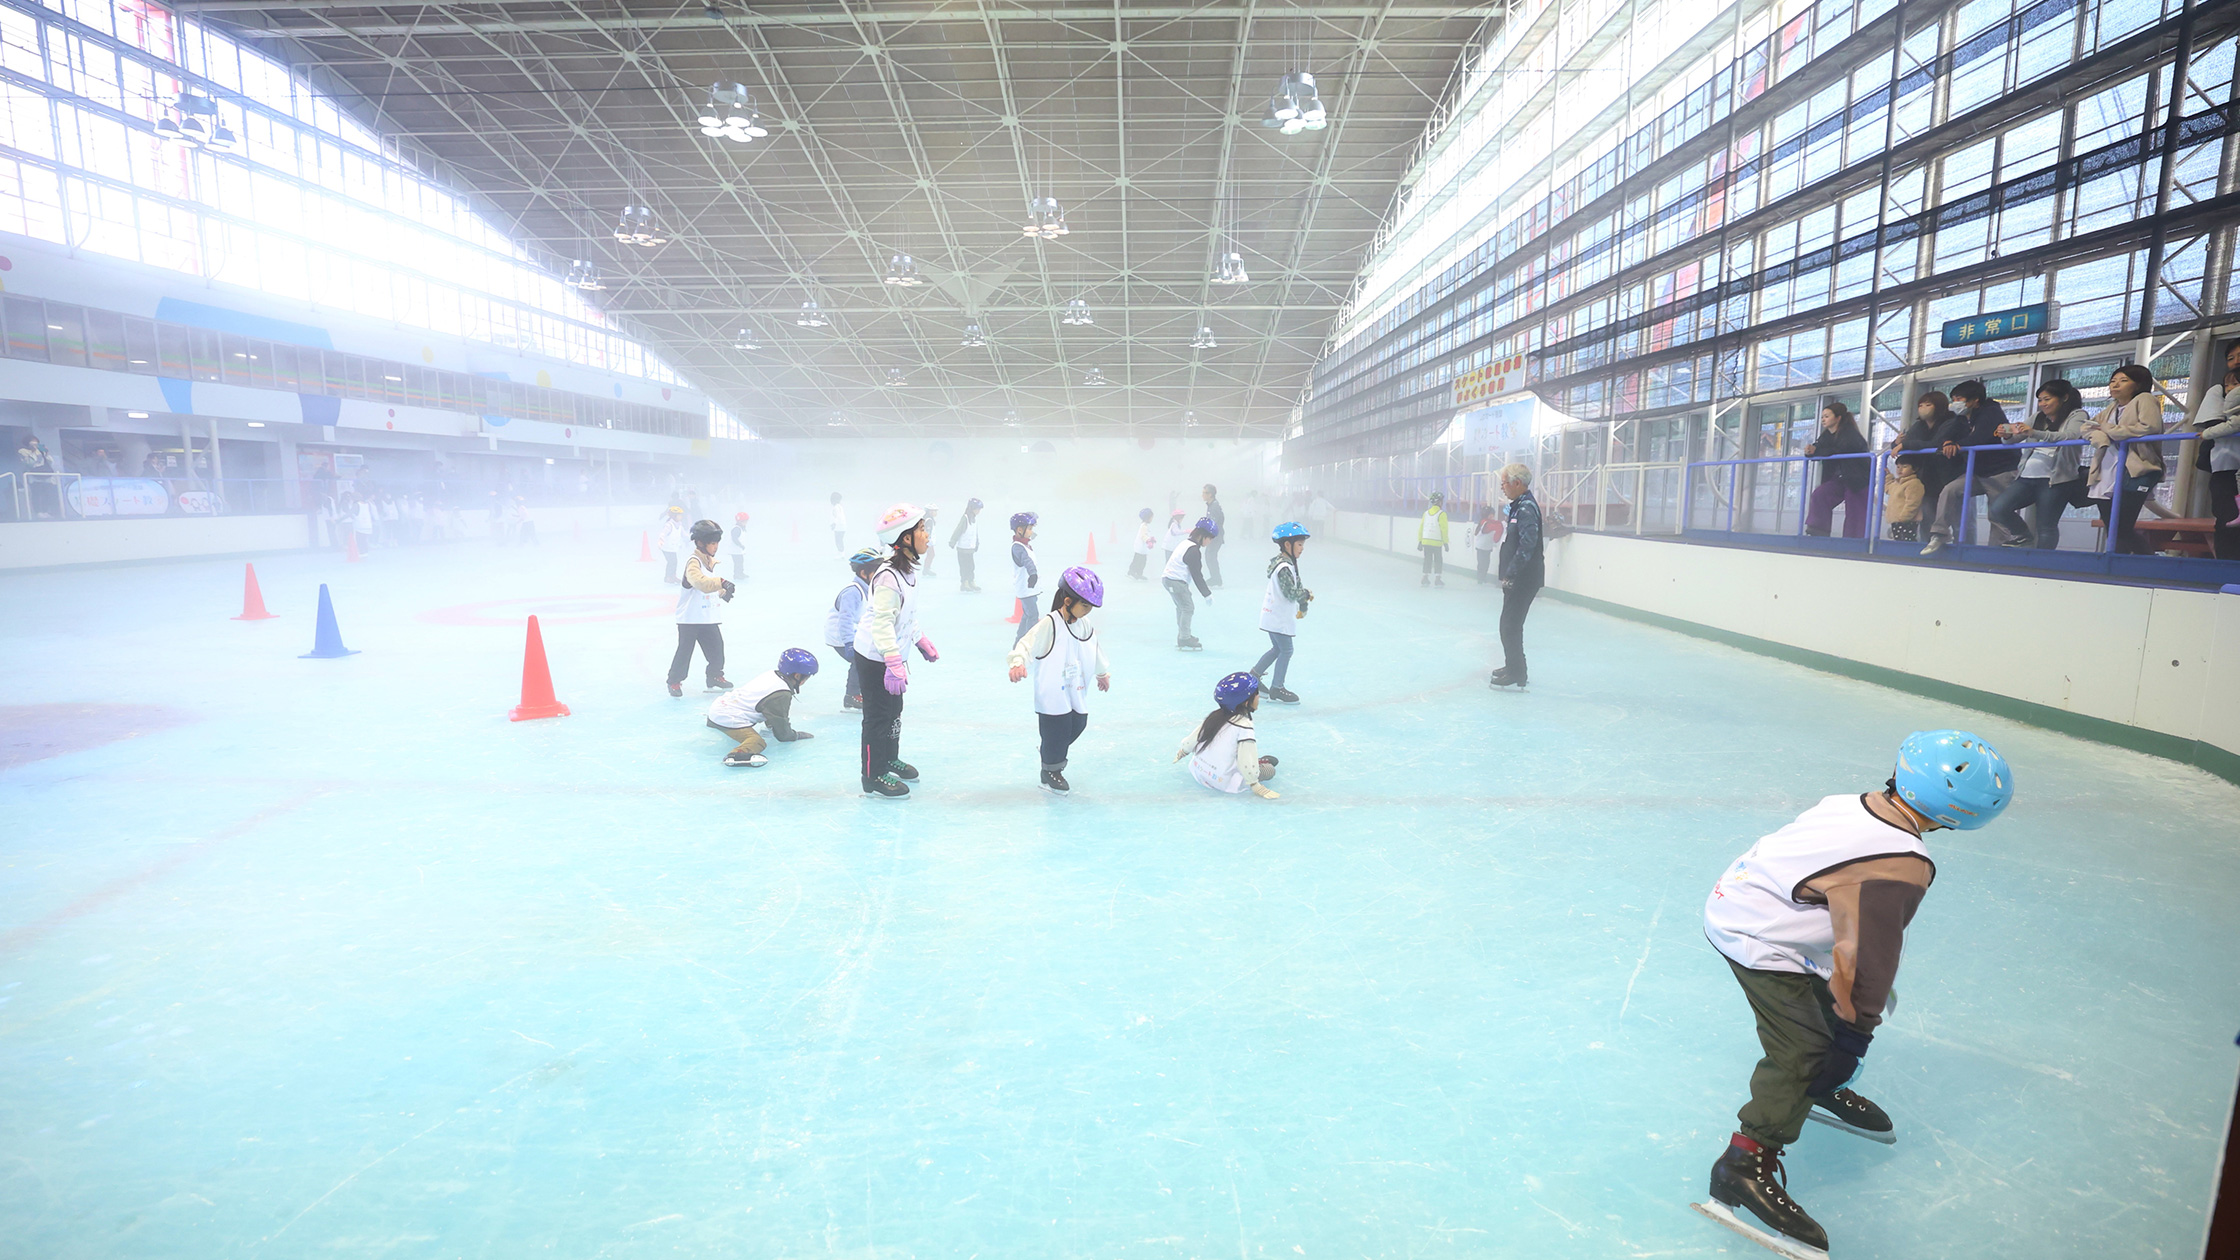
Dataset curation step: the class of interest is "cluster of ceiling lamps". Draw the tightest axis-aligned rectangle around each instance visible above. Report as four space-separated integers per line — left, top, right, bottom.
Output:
732 327 760 350
960 322 988 348
154 91 237 151
1083 367 1110 388
1020 195 1070 239
614 205 667 247
1263 70 1329 134
1212 250 1250 285
796 299 828 328
694 82 767 143
1061 299 1094 327
883 253 924 287
883 367 908 387
564 259 604 291
1191 325 1217 350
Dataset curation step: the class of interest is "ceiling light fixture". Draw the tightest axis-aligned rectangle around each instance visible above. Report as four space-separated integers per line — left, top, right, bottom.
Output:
1212 251 1250 285
882 367 909 387
795 298 828 328
1061 298 1094 327
614 205 667 247
155 91 236 152
1083 367 1109 387
1020 195 1069 239
1191 324 1217 349
960 321 988 348
694 82 767 142
1002 409 1022 427
732 327 761 350
565 259 605 290
1262 70 1329 135
1183 409 1199 427
882 253 924 287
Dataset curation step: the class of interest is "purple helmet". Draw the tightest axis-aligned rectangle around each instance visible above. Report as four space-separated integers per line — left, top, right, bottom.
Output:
1009 511 1038 531
777 647 820 677
1060 566 1104 607
1215 671 1259 711
1193 516 1219 537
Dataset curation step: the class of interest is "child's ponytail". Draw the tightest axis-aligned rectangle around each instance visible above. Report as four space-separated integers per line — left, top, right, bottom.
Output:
1192 707 1235 753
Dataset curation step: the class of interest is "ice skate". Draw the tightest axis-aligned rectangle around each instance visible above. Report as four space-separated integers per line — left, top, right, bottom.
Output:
1488 668 1527 689
887 759 919 781
1434 575 1445 587
862 772 910 799
705 675 733 691
667 680 683 698
1039 766 1070 795
843 695 864 711
723 749 768 768
1807 1088 1895 1144
1177 636 1203 651
1693 1136 1829 1259
1420 573 1430 586
1268 686 1300 704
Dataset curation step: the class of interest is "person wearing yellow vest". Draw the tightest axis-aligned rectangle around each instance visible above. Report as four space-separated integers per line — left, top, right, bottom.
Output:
1417 491 1450 586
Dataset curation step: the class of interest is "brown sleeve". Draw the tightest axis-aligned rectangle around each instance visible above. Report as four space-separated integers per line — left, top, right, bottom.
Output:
684 552 724 593
1811 855 1931 1029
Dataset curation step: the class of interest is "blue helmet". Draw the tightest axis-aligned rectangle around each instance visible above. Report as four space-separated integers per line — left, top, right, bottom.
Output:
778 648 820 677
1894 730 2012 830
1193 516 1219 537
1010 511 1038 531
967 497 984 511
1214 671 1260 711
1272 521 1309 541
1138 507 1153 522
847 546 884 573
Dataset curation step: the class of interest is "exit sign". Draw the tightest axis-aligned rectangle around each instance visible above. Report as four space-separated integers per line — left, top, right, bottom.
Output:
1941 302 2056 348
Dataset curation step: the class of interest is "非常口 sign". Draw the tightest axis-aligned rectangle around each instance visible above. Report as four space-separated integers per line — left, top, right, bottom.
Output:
1940 302 2055 348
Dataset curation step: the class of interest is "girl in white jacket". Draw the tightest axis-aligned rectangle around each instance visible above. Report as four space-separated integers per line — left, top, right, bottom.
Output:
1175 671 1279 799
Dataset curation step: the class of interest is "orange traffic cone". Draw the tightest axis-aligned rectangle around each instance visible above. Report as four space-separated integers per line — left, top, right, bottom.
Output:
345 529 362 563
1085 532 1099 565
638 531 653 562
1006 597 1022 625
232 562 278 620
509 615 572 721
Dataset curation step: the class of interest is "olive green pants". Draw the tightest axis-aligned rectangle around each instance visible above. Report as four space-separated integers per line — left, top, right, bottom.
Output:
1728 959 1840 1148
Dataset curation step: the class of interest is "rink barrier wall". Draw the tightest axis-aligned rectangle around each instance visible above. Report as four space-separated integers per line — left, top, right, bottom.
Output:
1328 511 2240 787
0 503 674 572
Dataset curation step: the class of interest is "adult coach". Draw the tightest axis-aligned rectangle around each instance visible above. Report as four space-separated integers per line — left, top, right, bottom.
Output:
1488 464 1542 689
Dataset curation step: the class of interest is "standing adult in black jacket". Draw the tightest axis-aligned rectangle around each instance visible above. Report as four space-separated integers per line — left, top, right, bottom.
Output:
1922 380 2020 555
1802 403 1870 538
1490 463 1544 690
1200 484 1227 587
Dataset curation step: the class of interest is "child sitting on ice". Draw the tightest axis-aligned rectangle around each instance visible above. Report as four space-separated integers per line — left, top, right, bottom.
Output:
1175 671 1279 799
706 649 821 767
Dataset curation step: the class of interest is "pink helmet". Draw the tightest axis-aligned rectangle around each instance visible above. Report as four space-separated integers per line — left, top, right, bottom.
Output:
875 503 925 543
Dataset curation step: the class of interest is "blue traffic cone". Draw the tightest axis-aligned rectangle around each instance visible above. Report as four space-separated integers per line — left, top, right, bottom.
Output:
299 584 360 658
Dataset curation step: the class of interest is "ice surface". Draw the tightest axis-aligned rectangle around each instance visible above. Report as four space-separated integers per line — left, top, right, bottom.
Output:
1 513 2235 1259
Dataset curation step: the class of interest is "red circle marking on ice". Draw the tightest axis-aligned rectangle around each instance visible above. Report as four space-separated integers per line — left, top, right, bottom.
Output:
419 594 674 627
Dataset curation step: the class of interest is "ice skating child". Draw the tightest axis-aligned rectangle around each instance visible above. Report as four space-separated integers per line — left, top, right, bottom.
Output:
1250 522 1313 704
667 519 736 697
1418 490 1450 586
1008 511 1041 638
921 506 941 578
1470 505 1502 583
706 649 820 767
1694 730 2013 1259
511 496 537 546
657 505 685 582
1174 671 1279 799
825 548 884 711
1160 509 1190 563
726 511 749 581
1006 566 1110 794
949 498 984 591
1128 508 1156 579
1160 516 1217 650
829 491 846 552
852 504 940 799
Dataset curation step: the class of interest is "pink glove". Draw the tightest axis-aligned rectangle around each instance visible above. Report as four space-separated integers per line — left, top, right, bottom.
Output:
883 655 908 695
916 635 939 662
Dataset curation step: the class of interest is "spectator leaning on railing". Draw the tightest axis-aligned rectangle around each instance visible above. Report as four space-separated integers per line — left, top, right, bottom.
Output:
1802 401 1870 539
2188 338 2240 560
2083 364 2166 556
1920 380 2019 556
1987 377 2089 550
1888 391 1962 541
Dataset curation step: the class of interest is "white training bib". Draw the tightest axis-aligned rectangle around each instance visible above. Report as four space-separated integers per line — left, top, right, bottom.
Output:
1188 714 1253 793
1012 540 1039 599
852 562 919 659
1703 794 1934 978
708 670 790 728
1030 612 1099 715
823 576 868 649
1258 558 1299 636
675 556 724 624
1162 539 1199 583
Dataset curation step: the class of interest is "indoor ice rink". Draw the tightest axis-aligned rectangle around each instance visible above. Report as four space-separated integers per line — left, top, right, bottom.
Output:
2 1 2237 1258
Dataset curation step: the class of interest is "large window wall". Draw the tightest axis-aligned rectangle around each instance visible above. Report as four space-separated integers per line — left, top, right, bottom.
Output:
0 0 688 387
1294 0 2236 468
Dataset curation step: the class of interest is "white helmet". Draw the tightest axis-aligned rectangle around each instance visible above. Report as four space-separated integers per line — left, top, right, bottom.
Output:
875 502 925 544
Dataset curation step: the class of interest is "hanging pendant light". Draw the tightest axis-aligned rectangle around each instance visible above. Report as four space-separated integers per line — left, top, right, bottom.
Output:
1183 409 1199 428
883 367 908 387
1262 71 1328 135
1083 367 1109 387
960 322 988 348
565 259 605 291
1212 251 1250 285
1061 298 1094 327
1020 195 1069 239
695 82 767 143
1002 409 1023 427
731 326 761 350
796 298 828 328
1190 324 1217 350
615 205 667 247
882 253 924 287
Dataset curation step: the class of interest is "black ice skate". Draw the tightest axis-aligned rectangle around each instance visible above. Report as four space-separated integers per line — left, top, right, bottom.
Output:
723 749 768 768
1039 766 1070 795
1693 1135 1829 1259
887 759 919 781
1268 686 1300 704
862 772 910 799
844 695 864 711
706 675 733 691
1488 668 1528 689
667 680 684 698
1808 1088 1895 1144
1177 636 1203 651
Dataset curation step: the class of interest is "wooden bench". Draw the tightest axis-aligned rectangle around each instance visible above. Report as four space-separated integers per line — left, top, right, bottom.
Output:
2131 517 2218 557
